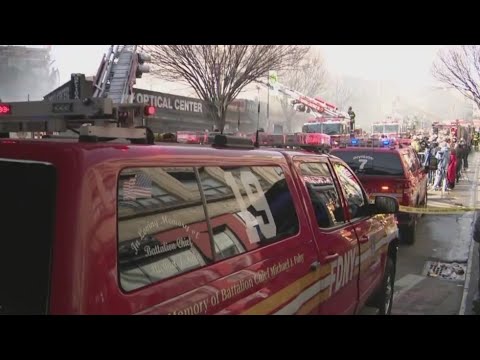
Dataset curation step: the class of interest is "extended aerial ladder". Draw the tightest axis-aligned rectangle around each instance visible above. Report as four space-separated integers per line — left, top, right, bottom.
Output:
255 79 352 146
93 45 150 104
257 79 349 118
0 45 155 143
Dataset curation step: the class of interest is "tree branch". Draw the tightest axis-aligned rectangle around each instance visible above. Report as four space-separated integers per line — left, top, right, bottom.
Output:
144 45 308 132
432 45 480 108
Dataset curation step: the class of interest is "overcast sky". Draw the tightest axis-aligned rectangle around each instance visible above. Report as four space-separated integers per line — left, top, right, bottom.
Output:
48 45 445 90
51 45 107 84
317 45 443 86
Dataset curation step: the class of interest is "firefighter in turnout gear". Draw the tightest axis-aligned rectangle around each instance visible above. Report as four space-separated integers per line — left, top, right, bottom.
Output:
348 106 355 132
473 131 479 151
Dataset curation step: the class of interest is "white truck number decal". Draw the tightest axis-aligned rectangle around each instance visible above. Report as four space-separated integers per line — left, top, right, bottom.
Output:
358 158 368 170
224 171 277 244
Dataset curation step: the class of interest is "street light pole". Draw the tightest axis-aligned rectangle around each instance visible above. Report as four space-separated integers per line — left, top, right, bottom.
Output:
267 83 270 123
257 85 261 127
237 103 240 132
254 86 261 147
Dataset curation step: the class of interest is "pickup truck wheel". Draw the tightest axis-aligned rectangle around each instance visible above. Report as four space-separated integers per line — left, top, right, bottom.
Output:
382 258 395 315
371 257 396 315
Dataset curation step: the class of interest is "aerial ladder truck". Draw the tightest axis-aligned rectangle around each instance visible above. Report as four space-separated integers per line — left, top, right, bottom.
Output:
0 45 156 143
256 79 352 146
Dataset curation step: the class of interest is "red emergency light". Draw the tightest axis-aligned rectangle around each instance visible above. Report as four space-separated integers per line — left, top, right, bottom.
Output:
176 131 202 144
144 106 156 116
0 104 12 115
305 133 329 145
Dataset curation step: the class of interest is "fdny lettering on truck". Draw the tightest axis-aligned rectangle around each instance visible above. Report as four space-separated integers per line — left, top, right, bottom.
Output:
329 247 357 295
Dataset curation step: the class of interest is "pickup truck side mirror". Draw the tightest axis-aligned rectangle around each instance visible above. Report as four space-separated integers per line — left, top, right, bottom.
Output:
371 195 399 214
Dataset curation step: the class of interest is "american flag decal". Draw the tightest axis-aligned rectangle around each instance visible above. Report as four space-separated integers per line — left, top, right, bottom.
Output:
123 173 152 200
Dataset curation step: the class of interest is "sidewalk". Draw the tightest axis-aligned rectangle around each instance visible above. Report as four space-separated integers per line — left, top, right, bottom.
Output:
391 151 480 315
426 169 474 209
432 150 480 315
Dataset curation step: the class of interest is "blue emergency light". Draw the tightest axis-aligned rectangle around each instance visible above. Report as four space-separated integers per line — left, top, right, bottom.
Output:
351 139 359 145
383 140 390 146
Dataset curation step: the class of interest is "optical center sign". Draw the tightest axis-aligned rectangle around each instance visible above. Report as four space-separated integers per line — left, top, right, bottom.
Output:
133 90 205 114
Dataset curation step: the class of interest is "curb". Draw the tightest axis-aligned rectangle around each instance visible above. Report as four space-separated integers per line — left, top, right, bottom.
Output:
459 153 479 315
459 226 476 314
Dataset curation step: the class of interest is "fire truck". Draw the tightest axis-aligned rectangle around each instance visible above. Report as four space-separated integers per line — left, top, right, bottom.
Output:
175 80 346 149
473 119 480 131
371 118 402 138
254 79 351 146
301 115 351 145
449 119 474 145
431 121 449 135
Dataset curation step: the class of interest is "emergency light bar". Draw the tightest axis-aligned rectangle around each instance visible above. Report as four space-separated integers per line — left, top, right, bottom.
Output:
176 131 206 144
211 134 254 149
341 138 399 149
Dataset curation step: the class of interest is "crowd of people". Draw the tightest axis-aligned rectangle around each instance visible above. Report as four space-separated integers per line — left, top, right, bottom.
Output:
412 134 472 191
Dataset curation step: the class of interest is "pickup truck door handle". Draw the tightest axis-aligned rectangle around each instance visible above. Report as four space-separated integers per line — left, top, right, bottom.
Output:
359 235 369 243
324 253 339 261
310 261 321 271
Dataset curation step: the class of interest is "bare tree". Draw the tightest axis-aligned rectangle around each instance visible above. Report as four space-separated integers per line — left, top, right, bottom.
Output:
277 49 328 132
329 77 354 111
143 45 309 132
432 45 480 109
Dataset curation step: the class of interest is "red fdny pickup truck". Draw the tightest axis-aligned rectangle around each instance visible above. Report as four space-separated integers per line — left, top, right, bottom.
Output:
331 138 428 245
0 135 399 315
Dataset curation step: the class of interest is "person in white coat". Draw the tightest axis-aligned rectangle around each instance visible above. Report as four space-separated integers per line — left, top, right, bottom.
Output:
433 142 449 191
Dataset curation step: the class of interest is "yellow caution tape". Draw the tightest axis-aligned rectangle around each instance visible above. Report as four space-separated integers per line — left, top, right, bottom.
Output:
398 205 477 215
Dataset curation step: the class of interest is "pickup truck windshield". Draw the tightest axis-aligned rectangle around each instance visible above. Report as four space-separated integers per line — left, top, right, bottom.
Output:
0 160 56 314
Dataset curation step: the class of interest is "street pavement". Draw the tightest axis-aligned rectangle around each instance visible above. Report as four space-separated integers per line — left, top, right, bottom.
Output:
392 151 480 315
